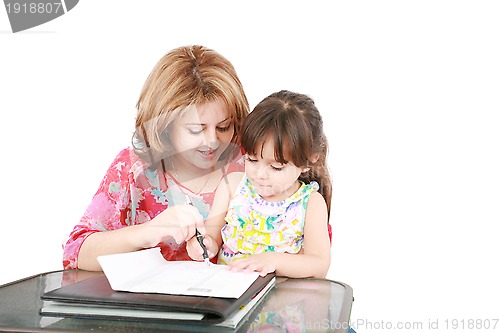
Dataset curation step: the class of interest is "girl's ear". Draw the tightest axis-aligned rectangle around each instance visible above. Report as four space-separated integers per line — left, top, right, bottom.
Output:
302 154 320 173
309 153 320 164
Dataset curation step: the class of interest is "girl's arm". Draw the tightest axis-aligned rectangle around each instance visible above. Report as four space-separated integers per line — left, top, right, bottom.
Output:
187 172 244 260
229 191 331 278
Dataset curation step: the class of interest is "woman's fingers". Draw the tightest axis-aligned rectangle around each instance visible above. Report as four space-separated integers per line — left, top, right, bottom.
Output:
166 205 204 243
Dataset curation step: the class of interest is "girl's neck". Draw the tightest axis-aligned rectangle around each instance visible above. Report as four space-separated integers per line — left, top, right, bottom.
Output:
260 180 301 202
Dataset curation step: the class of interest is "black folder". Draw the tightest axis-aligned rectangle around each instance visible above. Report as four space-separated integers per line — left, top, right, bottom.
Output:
41 273 275 325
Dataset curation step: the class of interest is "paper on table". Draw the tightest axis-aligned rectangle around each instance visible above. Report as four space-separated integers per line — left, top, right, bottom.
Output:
97 248 259 298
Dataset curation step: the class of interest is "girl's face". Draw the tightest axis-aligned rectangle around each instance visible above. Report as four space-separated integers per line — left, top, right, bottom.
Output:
245 136 304 201
168 99 235 172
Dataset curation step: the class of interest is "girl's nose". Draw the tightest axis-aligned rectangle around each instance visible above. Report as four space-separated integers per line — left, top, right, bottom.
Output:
255 163 268 179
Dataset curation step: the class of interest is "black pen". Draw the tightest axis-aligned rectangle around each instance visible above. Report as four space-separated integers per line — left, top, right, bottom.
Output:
184 195 210 265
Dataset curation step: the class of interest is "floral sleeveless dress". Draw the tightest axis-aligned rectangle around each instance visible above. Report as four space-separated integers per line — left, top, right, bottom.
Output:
219 175 319 265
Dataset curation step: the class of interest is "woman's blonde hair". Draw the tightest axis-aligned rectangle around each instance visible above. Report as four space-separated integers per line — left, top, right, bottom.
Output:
132 45 249 167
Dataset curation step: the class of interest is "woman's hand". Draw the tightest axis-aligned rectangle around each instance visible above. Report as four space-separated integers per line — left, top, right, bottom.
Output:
139 205 205 248
229 253 277 276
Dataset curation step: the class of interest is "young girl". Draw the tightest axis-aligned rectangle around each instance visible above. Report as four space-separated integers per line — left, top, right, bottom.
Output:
187 90 332 278
62 45 249 271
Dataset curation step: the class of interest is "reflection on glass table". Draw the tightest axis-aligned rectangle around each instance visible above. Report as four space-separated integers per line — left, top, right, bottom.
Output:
0 270 353 332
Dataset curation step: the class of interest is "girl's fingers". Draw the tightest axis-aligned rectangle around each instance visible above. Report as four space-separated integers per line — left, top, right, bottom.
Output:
229 259 249 271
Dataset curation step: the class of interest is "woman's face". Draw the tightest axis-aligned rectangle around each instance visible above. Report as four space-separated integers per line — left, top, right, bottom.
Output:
168 99 235 172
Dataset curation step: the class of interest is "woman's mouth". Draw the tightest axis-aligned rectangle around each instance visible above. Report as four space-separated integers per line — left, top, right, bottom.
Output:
197 149 216 160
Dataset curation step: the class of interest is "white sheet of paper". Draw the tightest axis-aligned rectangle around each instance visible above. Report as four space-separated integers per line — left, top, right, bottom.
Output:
97 248 259 298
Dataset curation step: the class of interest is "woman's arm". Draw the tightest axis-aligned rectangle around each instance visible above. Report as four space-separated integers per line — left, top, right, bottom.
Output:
229 191 331 278
63 148 204 271
77 204 204 271
76 224 149 271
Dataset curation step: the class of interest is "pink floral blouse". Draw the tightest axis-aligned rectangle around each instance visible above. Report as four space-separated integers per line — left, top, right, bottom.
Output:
62 147 244 270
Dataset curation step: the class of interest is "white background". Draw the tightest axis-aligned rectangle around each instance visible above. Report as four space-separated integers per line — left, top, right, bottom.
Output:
1 1 499 332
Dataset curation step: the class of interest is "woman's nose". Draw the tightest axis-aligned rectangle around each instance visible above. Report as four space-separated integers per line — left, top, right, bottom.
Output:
203 128 219 149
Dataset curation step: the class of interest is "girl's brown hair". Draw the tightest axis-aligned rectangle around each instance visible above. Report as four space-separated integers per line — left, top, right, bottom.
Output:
132 45 249 167
240 90 332 218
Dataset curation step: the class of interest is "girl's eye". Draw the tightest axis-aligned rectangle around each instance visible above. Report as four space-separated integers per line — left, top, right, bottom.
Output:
246 156 257 163
217 125 231 132
189 129 203 135
271 165 284 171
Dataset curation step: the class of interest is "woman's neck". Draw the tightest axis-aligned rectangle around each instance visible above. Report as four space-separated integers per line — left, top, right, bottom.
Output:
169 160 218 194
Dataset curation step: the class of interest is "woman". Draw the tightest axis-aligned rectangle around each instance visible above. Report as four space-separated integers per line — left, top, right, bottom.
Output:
62 45 249 271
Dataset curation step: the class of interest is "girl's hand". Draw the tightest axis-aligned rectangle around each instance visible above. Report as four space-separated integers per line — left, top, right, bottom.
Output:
229 253 277 277
140 205 205 248
186 235 216 261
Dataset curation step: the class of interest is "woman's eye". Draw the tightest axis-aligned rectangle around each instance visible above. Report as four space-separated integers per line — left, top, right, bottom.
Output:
271 165 284 171
187 126 203 135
